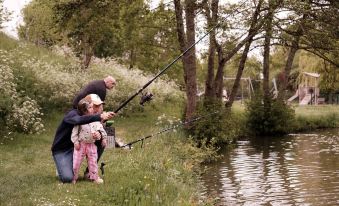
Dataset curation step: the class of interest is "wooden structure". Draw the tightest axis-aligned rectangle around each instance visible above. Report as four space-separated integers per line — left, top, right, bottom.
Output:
288 72 320 105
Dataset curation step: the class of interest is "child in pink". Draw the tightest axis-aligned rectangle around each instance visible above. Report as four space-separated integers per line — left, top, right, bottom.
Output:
71 98 107 184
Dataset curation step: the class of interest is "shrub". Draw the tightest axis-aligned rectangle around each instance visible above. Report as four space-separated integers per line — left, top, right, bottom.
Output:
245 92 296 136
188 100 241 149
0 60 44 134
0 64 16 122
6 96 45 134
0 38 183 134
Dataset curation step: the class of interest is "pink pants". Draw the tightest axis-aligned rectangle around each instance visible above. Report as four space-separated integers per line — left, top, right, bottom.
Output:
73 142 98 181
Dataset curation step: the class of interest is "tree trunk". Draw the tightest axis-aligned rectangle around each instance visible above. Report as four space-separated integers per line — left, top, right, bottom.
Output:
203 0 218 100
81 47 93 70
129 49 135 69
226 41 253 107
184 0 198 119
174 0 198 120
263 2 274 99
226 0 263 108
279 16 306 99
214 45 226 99
215 0 266 102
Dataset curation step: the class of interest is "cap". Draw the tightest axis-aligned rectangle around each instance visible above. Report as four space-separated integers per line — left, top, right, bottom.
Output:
84 94 104 105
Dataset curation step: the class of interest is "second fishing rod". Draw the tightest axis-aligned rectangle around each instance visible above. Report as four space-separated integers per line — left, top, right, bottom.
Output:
121 110 220 149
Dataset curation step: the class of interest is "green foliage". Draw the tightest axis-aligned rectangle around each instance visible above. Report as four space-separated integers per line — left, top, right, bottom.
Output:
0 0 11 29
18 0 58 47
318 59 339 94
245 92 296 136
189 100 241 149
20 0 183 81
53 0 122 58
117 1 183 83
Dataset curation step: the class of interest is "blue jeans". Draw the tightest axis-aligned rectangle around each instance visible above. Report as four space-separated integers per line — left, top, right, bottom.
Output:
53 148 74 183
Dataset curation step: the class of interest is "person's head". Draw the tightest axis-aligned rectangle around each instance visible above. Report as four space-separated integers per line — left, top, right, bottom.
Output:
104 76 116 90
77 99 93 115
84 94 105 114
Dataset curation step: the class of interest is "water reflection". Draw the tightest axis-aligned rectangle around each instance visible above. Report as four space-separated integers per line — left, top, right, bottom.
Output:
200 128 339 206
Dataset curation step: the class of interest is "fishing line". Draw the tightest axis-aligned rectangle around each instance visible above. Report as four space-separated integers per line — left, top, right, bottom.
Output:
121 110 220 149
98 109 225 175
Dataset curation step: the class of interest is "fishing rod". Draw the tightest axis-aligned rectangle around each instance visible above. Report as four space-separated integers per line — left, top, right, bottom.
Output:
113 0 252 113
113 19 229 114
121 110 219 149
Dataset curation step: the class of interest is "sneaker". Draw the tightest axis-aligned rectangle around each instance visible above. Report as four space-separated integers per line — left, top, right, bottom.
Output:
94 177 104 184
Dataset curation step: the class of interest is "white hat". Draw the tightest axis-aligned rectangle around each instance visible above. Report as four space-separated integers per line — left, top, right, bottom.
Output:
84 94 104 105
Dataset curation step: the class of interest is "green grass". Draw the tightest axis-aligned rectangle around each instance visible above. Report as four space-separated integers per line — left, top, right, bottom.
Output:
293 105 339 131
0 102 210 206
234 101 339 131
294 104 339 117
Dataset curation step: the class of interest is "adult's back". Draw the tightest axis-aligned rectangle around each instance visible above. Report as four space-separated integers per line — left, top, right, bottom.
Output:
72 76 116 109
73 80 106 108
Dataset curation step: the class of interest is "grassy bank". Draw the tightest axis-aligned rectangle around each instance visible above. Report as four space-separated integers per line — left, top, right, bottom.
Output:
1 33 212 205
293 105 339 131
0 102 211 205
233 102 339 132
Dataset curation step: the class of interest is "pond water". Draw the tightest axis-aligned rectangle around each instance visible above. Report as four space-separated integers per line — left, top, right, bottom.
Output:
200 128 339 206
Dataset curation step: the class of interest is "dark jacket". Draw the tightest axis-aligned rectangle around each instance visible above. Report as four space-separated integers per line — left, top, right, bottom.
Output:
51 109 101 154
72 80 107 108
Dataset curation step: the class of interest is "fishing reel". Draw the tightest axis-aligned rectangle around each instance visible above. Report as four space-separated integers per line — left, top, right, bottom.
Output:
140 92 154 106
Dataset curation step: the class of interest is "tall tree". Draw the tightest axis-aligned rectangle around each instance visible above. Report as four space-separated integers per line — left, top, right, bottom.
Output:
18 0 58 47
203 0 218 100
53 0 122 69
174 0 198 120
226 0 264 108
202 0 266 106
263 0 275 99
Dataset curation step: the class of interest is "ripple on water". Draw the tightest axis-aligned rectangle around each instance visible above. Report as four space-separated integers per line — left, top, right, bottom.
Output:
200 128 339 205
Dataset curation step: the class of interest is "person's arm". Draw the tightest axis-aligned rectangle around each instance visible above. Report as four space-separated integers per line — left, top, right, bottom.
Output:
71 125 81 150
64 109 101 125
71 126 80 144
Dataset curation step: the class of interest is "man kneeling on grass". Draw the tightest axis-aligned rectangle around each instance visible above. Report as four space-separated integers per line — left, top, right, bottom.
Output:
51 94 115 183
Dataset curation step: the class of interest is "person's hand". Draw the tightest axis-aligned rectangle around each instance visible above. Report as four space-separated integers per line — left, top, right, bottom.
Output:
107 112 116 119
92 131 101 140
102 139 107 148
74 142 80 150
100 112 116 121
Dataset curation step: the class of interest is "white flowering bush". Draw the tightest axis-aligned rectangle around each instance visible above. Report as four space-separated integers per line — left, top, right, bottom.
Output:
0 63 17 117
1 35 183 133
0 52 44 134
89 58 184 111
6 96 45 134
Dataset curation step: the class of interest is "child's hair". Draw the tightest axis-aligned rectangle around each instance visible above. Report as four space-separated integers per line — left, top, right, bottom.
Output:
77 99 91 115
